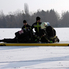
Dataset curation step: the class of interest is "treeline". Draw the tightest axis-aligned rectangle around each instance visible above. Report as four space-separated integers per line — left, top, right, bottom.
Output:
0 9 69 28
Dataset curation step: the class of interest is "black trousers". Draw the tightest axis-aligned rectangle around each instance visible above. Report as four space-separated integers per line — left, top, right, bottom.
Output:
1 38 17 43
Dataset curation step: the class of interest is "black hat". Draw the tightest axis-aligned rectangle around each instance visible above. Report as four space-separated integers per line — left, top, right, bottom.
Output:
23 20 27 23
36 16 41 21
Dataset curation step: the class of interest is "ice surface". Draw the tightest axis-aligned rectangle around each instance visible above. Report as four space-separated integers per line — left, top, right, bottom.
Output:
0 28 69 69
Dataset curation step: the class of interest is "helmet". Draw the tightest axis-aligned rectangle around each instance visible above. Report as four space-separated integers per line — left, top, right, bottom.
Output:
46 22 50 26
41 22 50 29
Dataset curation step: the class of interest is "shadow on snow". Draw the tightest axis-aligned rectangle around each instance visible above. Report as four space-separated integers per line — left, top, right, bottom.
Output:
1 55 69 69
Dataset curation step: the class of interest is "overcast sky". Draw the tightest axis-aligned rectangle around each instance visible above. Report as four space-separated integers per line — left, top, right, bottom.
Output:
0 0 69 15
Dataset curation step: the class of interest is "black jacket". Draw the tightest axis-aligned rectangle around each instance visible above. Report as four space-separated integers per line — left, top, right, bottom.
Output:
22 24 31 30
22 24 31 32
32 22 42 33
46 26 56 37
32 22 45 36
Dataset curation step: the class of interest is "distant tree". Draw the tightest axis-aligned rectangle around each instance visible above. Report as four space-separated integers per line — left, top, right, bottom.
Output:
48 9 59 27
0 11 7 27
60 11 69 27
0 9 68 28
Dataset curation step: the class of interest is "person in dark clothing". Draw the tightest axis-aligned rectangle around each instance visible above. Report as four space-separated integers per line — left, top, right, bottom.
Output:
32 17 44 37
14 20 32 43
0 29 30 43
21 20 32 42
22 20 31 32
41 22 59 43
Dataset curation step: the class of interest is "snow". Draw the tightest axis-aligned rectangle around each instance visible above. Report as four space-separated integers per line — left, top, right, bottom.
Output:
0 28 69 69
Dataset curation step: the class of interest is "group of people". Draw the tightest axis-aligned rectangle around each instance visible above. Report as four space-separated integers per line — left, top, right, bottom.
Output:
0 16 59 43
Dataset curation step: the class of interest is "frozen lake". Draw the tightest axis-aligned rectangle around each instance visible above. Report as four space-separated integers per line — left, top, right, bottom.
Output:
0 28 69 42
0 28 69 69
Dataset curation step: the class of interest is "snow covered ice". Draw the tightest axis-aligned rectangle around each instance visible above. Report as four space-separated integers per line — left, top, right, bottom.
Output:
0 28 69 69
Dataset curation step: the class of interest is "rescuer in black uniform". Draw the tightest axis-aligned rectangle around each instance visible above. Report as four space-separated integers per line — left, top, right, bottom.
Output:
22 20 31 32
41 22 59 43
21 20 32 42
32 17 44 37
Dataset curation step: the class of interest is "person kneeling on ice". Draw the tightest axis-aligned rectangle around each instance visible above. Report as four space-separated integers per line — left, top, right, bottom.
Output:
41 22 59 43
